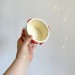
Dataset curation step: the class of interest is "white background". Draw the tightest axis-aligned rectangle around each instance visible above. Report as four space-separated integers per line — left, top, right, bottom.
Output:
0 0 75 75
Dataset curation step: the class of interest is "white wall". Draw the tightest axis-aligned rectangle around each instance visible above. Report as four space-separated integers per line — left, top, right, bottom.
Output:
0 0 75 75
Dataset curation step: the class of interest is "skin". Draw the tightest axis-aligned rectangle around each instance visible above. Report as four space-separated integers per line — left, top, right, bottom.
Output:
4 29 35 75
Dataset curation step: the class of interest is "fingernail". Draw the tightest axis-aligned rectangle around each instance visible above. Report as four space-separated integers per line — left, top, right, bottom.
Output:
40 42 43 45
27 19 31 23
31 40 36 44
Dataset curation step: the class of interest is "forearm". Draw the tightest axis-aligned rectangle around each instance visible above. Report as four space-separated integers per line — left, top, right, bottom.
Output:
4 56 30 75
4 35 34 75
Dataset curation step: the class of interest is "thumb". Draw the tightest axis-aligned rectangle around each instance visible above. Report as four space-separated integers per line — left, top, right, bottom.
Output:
23 35 32 46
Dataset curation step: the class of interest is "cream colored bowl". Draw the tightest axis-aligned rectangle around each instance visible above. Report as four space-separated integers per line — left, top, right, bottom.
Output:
27 18 50 43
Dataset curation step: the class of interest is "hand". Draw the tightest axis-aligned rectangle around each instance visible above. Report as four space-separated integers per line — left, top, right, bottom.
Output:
17 29 35 62
3 29 35 75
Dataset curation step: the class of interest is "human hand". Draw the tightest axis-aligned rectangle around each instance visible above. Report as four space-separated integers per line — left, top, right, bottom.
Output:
3 29 35 75
17 29 35 62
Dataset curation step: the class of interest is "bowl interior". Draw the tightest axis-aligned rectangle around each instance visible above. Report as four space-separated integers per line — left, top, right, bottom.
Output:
27 19 49 42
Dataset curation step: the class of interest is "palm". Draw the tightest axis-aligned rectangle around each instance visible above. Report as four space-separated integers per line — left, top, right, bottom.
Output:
17 29 35 62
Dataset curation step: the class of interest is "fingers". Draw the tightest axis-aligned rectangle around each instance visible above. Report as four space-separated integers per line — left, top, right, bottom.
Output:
21 28 26 39
19 28 26 43
27 19 31 23
28 43 36 48
18 28 33 46
23 35 32 46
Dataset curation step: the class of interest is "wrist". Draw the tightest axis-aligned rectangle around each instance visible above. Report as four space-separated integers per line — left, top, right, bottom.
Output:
16 54 30 63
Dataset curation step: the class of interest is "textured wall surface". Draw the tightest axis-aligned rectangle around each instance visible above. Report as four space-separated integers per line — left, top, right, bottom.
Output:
0 0 75 75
